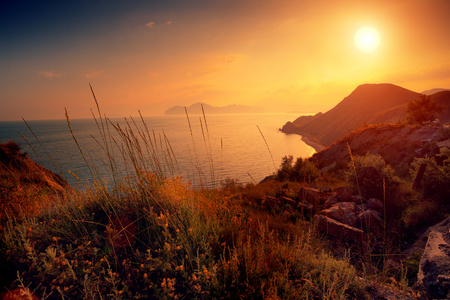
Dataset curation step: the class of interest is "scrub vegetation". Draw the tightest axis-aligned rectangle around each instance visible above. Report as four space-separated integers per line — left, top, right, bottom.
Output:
0 98 448 299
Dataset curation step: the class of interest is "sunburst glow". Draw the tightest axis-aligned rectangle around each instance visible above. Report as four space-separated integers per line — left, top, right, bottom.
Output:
354 26 380 53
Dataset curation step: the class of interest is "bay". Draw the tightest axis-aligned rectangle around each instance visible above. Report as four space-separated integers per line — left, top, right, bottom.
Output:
0 113 315 189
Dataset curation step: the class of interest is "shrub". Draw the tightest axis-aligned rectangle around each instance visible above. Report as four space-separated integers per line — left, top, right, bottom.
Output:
402 200 443 232
346 153 402 200
406 95 444 125
276 155 319 183
409 147 450 205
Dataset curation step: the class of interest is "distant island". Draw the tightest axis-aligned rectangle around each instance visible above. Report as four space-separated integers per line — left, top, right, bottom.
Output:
165 102 264 115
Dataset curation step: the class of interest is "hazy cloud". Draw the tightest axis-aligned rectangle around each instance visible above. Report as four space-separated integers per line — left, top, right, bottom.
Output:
189 54 244 77
148 72 160 78
83 70 103 78
38 71 62 78
145 21 172 29
386 64 450 84
145 21 155 29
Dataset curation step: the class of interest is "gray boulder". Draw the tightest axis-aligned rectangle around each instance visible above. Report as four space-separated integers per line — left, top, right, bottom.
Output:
417 230 450 299
367 198 384 214
314 214 365 241
321 202 357 227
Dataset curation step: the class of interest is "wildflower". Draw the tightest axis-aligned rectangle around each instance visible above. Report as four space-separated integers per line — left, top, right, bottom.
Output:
52 236 58 242
175 265 183 271
175 245 182 250
164 243 171 251
144 273 148 279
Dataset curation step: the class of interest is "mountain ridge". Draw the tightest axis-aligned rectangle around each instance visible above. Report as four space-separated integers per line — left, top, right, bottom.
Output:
281 83 450 149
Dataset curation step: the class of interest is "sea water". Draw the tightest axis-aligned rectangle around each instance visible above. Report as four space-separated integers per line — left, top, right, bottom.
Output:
0 114 315 189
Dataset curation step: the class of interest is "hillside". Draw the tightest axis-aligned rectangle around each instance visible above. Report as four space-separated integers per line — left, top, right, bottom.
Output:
165 102 263 115
310 123 448 175
0 141 72 222
281 83 450 149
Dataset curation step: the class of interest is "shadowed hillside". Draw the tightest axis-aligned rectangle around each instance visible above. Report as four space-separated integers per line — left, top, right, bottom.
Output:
281 84 433 148
0 141 72 222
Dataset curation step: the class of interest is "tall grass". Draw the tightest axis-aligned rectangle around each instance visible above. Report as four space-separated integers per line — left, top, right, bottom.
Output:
0 88 364 299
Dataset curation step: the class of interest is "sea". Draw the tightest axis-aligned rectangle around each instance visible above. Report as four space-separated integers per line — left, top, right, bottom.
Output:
0 113 315 189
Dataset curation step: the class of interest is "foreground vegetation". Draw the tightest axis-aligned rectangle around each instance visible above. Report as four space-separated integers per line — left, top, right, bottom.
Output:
1 153 362 299
1 99 448 299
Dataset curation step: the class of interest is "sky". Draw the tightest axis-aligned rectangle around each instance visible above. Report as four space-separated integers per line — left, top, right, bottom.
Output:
1 0 450 121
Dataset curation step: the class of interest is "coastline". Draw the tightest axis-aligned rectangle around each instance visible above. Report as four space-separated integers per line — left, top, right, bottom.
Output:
300 135 325 153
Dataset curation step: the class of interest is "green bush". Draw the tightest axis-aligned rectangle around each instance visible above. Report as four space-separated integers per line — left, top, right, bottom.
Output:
276 155 319 183
409 147 450 205
406 95 444 125
346 153 402 200
402 200 443 232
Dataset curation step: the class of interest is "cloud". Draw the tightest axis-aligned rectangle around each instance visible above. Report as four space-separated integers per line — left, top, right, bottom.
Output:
38 71 62 78
145 21 172 29
148 72 160 78
83 70 103 78
385 64 450 84
145 21 155 29
188 54 244 77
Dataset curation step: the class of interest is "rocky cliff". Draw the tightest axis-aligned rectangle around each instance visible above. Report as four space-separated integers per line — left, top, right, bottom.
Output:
281 84 450 149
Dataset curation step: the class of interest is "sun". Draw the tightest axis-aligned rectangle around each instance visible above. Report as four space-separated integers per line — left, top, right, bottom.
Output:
354 26 380 52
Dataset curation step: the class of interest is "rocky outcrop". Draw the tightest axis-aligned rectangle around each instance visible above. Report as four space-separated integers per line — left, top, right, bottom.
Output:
314 214 365 241
310 124 446 174
321 202 358 227
416 217 450 299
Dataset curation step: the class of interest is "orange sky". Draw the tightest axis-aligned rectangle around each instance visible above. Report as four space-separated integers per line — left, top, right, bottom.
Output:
1 0 450 120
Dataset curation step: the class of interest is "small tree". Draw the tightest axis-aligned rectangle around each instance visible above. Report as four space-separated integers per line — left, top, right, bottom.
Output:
346 153 401 200
409 147 450 205
276 155 319 183
406 95 444 125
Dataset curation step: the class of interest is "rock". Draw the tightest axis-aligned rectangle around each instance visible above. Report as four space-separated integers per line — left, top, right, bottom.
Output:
297 200 314 213
320 186 332 193
357 209 384 234
261 195 278 207
323 195 339 208
350 195 362 205
278 196 296 205
259 174 277 184
417 230 450 299
314 214 365 241
282 208 302 221
299 187 321 205
335 186 353 202
367 198 384 214
321 202 357 227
